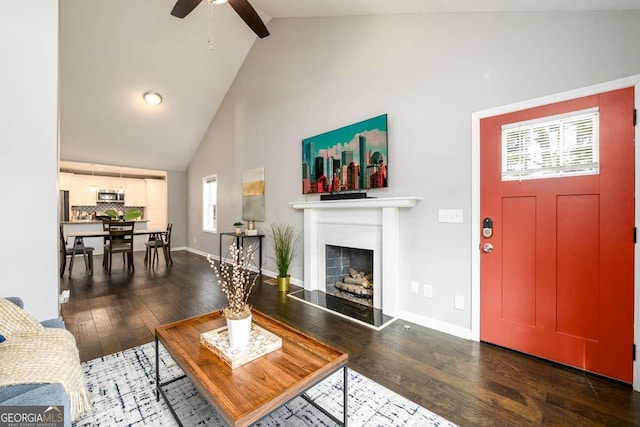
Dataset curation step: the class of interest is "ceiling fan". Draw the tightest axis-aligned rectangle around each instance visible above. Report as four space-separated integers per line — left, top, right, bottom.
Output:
171 0 269 39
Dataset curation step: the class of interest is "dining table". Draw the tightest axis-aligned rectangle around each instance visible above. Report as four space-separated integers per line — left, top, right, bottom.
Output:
66 229 167 239
65 229 167 256
65 229 169 270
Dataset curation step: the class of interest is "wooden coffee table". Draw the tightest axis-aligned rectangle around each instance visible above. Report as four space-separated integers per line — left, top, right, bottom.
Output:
155 309 349 426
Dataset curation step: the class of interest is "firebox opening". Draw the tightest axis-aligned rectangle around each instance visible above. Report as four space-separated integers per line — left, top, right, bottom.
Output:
325 245 374 307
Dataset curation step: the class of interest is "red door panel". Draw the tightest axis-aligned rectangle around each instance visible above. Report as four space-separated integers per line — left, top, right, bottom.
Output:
502 197 536 327
556 194 599 341
480 87 634 383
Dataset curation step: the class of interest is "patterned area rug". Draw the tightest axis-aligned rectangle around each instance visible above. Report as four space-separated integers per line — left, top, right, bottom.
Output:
73 342 456 426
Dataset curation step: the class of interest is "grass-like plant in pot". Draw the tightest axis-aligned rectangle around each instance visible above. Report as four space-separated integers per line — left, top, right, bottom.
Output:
267 222 302 292
207 243 259 347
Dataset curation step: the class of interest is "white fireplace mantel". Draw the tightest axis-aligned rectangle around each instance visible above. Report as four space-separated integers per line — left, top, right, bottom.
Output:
290 196 421 210
291 196 422 319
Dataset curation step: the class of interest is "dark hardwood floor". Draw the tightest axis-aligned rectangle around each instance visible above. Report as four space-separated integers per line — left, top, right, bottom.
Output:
60 251 640 426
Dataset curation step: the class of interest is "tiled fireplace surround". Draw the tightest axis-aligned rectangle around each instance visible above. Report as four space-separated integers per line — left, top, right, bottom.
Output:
291 197 421 324
325 245 374 304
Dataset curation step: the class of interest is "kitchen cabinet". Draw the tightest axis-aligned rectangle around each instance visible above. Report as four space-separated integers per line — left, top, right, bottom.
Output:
145 179 166 230
92 176 110 192
110 177 127 193
124 178 146 207
59 172 73 191
134 179 147 206
69 175 97 206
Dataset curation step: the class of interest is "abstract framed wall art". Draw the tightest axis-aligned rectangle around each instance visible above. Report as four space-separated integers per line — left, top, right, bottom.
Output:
301 114 388 194
242 167 265 222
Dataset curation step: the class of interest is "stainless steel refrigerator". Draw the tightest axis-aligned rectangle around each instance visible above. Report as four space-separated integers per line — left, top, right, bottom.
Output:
59 190 70 222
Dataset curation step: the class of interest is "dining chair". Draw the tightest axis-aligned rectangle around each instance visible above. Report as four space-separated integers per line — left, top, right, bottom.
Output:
145 223 173 266
104 221 135 274
101 219 126 268
59 225 94 277
101 219 109 267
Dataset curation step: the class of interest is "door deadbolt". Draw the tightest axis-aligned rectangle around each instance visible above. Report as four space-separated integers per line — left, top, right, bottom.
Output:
482 243 493 253
482 217 493 238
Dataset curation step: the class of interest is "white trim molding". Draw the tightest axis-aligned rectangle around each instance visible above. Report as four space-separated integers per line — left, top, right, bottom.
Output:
291 197 422 210
292 197 422 318
398 310 472 340
185 247 305 287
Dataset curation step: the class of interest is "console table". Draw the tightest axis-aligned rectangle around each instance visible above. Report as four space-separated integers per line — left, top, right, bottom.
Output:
219 232 264 274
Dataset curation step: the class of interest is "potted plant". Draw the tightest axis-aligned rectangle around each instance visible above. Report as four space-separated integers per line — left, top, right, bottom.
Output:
124 208 142 221
267 222 302 292
233 221 244 234
207 243 259 348
105 209 120 220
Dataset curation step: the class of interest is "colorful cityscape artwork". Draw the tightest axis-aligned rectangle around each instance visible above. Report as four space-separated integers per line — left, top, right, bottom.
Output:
301 114 388 194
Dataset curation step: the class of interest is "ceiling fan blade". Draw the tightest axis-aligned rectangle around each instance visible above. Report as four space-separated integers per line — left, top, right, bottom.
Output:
171 0 204 18
227 0 270 38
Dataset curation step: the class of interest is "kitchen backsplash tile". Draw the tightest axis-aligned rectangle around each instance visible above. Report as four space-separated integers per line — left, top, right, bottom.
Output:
73 203 145 220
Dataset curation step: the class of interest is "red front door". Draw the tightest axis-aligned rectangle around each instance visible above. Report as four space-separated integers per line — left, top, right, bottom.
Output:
480 87 635 382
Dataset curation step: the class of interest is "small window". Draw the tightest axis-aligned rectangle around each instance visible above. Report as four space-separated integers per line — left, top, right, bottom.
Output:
501 108 599 181
203 174 217 233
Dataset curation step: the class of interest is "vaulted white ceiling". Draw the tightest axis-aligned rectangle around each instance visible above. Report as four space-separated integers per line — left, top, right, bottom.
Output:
59 0 640 172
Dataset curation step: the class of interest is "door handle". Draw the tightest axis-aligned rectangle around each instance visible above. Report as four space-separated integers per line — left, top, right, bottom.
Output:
482 243 493 253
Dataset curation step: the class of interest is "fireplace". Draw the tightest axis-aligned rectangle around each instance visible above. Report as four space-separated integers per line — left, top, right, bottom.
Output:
326 245 374 305
291 197 421 329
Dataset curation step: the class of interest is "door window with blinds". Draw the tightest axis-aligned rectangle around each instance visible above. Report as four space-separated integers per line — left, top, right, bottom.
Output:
203 174 217 233
501 108 599 181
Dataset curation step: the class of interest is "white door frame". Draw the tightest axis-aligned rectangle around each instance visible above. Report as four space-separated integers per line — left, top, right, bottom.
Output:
471 75 640 391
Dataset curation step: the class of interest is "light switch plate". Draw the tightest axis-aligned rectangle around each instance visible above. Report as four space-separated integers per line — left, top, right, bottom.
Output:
438 209 463 223
411 281 419 294
424 284 433 298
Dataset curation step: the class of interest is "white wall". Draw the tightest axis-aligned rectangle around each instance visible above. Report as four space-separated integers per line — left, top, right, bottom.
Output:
187 11 640 333
167 170 187 249
0 1 59 320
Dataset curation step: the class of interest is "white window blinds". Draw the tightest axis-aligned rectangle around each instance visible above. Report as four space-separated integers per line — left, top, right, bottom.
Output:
501 108 599 181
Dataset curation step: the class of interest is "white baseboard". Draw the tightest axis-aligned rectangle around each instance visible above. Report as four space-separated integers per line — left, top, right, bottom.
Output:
170 246 186 252
184 247 304 287
186 246 465 338
397 310 472 340
260 268 304 287
186 247 210 258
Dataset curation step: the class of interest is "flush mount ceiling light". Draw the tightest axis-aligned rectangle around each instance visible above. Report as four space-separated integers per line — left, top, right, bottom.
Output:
143 91 162 105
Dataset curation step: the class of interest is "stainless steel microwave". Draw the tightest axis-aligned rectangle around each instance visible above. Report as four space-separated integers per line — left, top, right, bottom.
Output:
97 191 125 203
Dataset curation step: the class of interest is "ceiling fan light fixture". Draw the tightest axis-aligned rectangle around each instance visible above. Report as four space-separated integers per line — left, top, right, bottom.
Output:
143 91 163 105
171 0 269 38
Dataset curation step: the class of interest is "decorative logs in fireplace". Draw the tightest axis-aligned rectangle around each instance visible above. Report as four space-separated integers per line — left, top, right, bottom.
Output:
335 267 373 297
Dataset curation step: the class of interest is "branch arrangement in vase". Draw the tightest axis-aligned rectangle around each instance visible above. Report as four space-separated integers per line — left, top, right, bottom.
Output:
207 243 259 320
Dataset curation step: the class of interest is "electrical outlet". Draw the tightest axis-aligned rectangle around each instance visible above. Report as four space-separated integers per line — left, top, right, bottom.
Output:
424 284 433 298
410 281 419 294
59 290 70 304
454 295 465 310
193 237 197 243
